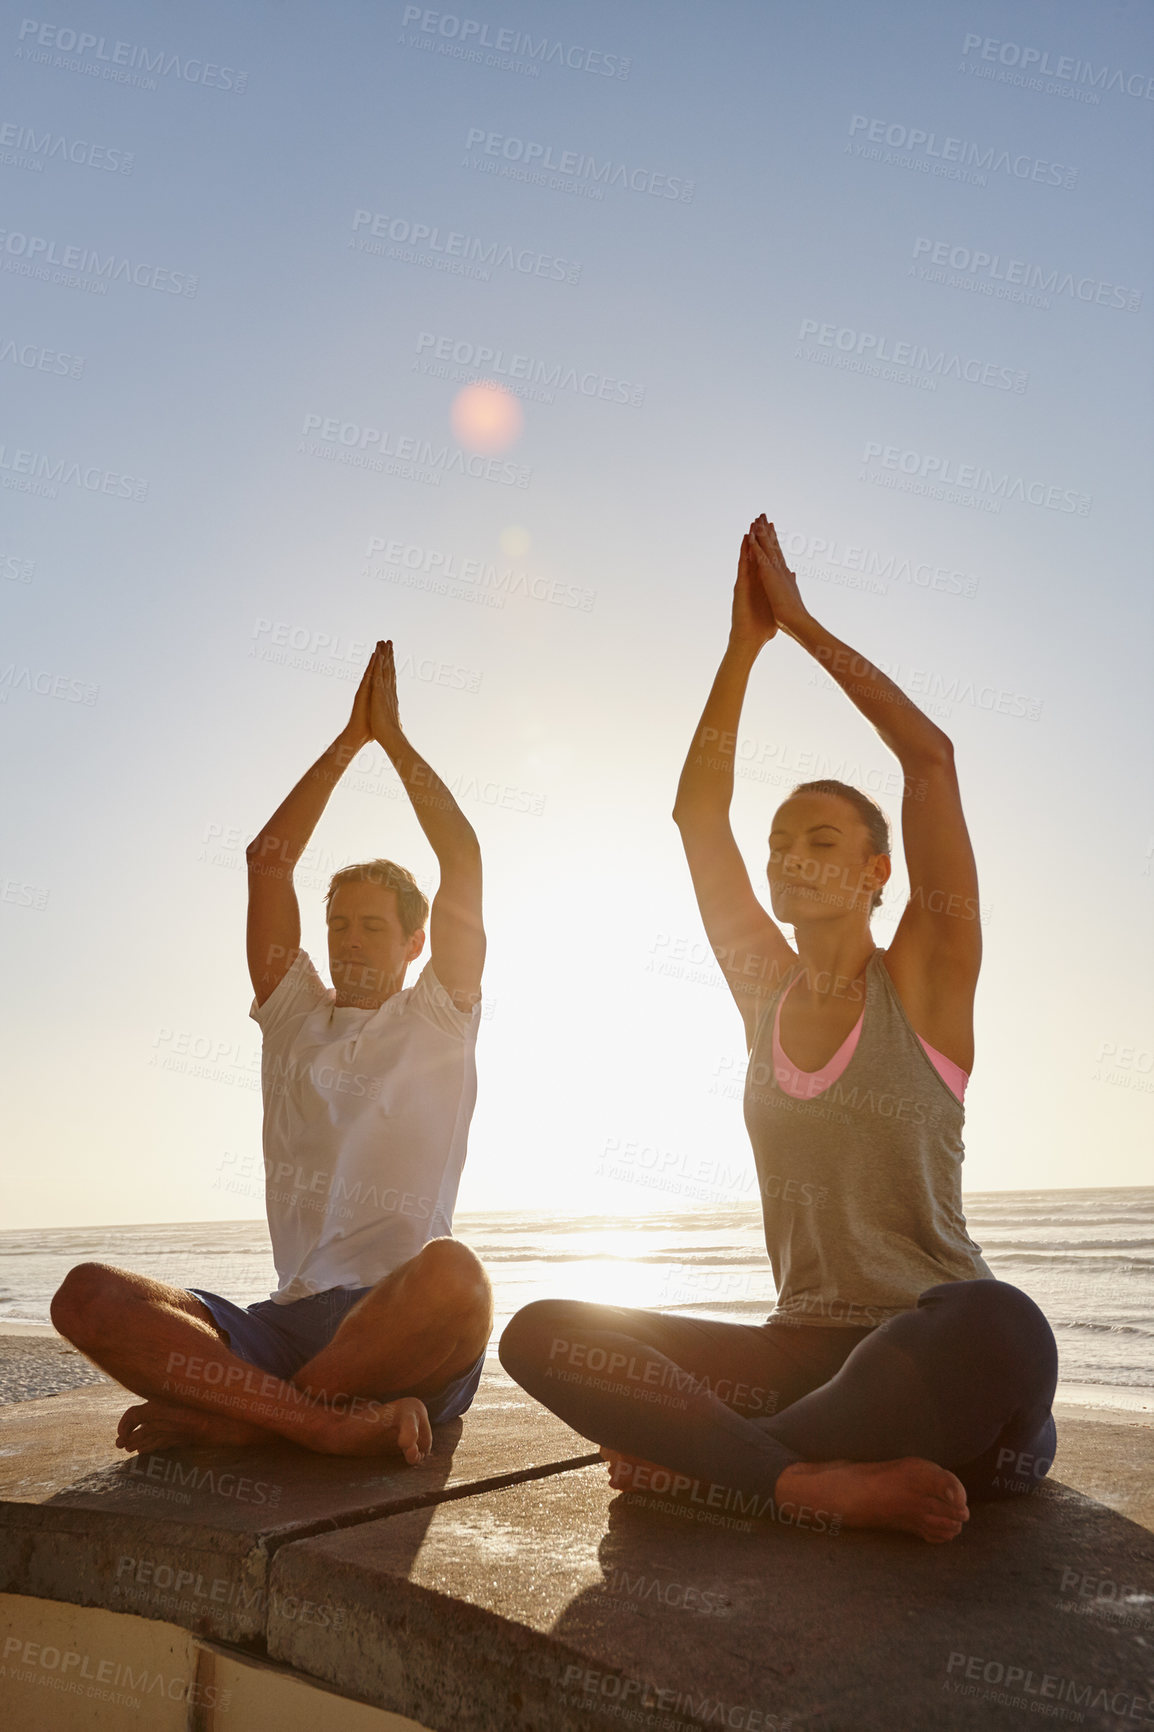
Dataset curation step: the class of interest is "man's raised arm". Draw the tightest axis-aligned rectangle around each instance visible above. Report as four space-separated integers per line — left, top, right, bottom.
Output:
244 652 377 1007
370 640 485 1013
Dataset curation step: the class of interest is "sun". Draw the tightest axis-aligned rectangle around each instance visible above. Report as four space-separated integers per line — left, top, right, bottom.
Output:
451 382 524 453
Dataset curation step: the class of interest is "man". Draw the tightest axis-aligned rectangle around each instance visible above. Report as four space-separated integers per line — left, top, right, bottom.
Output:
52 640 492 1462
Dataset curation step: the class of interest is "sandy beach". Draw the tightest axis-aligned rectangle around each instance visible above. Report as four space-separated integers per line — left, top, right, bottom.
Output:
2 1322 1145 1431
0 1323 114 1405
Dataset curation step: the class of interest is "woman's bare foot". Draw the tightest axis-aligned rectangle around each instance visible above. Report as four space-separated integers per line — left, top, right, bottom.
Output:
600 1445 686 1495
309 1396 432 1463
776 1458 969 1543
116 1400 271 1454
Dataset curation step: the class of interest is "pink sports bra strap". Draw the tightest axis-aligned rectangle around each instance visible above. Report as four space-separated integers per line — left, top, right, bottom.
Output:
771 975 968 1102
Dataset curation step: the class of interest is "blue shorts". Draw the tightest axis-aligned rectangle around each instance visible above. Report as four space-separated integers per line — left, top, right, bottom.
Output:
188 1284 486 1424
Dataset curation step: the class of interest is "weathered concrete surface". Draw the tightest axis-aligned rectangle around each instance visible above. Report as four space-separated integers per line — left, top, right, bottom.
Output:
2 1373 1152 1730
0 1362 596 1645
0 1591 435 1731
268 1408 1154 1732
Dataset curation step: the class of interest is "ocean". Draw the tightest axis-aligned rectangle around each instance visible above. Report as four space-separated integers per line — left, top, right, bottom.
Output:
1 1187 1151 1411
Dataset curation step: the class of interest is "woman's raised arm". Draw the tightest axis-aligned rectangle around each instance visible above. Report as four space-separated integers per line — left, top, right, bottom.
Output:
745 515 981 1068
673 529 796 1047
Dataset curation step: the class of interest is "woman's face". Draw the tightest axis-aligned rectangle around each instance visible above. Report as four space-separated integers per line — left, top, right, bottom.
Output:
766 794 886 923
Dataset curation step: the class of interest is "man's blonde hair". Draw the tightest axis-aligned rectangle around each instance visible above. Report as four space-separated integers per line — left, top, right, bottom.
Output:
324 859 429 936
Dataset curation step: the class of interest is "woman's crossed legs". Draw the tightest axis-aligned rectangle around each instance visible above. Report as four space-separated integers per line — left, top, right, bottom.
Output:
499 1279 1057 1543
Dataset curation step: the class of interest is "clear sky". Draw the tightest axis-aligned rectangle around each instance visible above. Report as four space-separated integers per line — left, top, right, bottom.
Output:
2 0 1152 1229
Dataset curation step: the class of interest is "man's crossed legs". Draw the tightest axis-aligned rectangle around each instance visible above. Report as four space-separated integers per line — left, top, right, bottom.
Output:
51 1237 493 1462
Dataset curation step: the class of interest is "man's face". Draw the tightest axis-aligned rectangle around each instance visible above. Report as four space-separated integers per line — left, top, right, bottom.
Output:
326 881 424 1009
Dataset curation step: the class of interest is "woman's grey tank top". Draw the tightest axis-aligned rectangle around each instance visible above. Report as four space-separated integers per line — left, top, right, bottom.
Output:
743 949 992 1327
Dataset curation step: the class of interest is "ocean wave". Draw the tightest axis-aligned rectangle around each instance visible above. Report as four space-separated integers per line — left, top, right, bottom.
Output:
984 1252 1154 1270
1052 1319 1154 1337
1054 1372 1154 1390
980 1238 1154 1252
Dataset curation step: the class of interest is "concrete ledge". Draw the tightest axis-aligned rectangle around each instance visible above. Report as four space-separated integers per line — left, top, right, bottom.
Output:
1 1385 1152 1730
0 1367 596 1645
265 1412 1154 1731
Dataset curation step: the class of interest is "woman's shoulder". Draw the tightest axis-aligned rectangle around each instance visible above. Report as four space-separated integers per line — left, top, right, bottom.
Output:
874 946 974 1075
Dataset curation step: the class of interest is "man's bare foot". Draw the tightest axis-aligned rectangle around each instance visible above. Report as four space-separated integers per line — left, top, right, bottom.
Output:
776 1458 969 1543
116 1400 271 1454
309 1397 433 1463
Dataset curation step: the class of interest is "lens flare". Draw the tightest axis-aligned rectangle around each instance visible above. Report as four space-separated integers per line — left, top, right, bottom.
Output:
450 382 524 453
499 526 532 559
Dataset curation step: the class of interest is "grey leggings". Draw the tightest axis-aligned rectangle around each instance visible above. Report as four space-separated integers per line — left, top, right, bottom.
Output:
499 1278 1058 1505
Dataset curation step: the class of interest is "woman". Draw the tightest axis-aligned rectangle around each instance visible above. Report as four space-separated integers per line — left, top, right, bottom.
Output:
500 515 1057 1542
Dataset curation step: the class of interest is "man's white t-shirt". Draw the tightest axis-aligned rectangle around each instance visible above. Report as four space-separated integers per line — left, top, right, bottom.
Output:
250 948 480 1304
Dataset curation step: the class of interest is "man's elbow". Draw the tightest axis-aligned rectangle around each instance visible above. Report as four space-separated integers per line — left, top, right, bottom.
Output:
442 829 482 867
246 835 295 880
672 795 721 831
920 729 956 770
